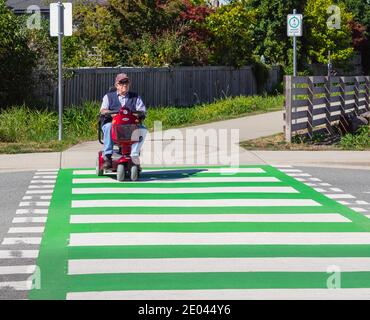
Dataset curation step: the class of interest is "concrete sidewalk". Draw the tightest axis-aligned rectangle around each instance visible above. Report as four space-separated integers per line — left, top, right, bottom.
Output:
1 110 370 171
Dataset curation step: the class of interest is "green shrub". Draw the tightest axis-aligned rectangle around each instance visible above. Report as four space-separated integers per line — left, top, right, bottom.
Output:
339 125 370 150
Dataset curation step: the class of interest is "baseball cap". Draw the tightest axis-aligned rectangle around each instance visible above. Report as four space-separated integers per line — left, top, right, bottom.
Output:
115 73 129 83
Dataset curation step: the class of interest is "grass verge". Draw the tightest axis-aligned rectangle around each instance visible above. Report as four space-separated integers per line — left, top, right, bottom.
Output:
0 95 283 154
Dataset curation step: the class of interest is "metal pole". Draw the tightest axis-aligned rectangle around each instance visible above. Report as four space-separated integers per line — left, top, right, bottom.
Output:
293 9 297 77
57 1 64 141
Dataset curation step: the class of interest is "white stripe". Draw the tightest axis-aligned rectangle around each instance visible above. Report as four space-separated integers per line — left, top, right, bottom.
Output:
320 183 332 186
72 186 299 195
0 281 32 290
26 190 53 194
70 213 349 224
2 237 42 245
32 176 57 179
72 199 321 208
338 201 350 205
326 194 356 199
356 200 369 205
28 185 55 189
19 201 50 207
286 173 311 177
22 195 52 200
13 217 47 223
72 177 280 184
0 250 38 259
16 209 48 215
8 227 45 234
313 188 326 193
295 178 307 182
73 168 266 175
330 188 343 192
0 265 36 275
350 207 367 213
309 178 322 182
279 169 302 173
69 232 370 246
30 180 56 184
66 288 370 300
68 257 370 275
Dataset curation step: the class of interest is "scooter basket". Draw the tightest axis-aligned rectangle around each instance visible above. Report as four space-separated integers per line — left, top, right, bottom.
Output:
114 124 140 143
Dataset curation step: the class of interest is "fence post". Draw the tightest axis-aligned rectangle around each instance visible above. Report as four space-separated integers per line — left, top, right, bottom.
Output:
339 77 346 118
324 76 333 134
354 76 360 115
366 76 370 111
284 75 292 143
307 76 314 139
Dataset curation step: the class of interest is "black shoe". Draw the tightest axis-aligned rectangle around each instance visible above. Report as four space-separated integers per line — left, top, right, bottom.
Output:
103 155 112 169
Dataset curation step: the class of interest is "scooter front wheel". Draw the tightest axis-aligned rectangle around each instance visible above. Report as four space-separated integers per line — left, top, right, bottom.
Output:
130 165 139 181
117 164 125 182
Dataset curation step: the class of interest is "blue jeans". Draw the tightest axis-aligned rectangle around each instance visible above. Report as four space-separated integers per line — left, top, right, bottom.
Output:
102 122 147 157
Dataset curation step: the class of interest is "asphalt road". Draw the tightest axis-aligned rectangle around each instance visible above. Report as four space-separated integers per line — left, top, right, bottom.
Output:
0 171 35 245
296 166 370 215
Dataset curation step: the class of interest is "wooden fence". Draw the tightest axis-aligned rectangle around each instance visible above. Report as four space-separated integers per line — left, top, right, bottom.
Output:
284 75 370 142
50 66 281 108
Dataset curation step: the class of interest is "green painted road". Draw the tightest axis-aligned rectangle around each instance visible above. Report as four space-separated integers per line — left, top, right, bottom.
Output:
29 165 370 300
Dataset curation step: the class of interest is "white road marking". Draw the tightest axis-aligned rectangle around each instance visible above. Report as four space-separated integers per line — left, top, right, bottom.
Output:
19 202 50 207
70 213 349 224
331 188 343 192
2 237 42 245
22 195 52 200
8 227 45 234
72 187 299 195
28 185 55 189
0 281 32 290
356 200 369 205
73 168 266 175
0 250 39 259
69 232 370 246
0 265 36 275
32 176 57 179
72 177 281 184
26 190 53 194
286 173 311 177
66 288 370 300
30 180 56 184
325 194 356 199
68 257 370 275
16 209 48 215
350 207 367 213
72 199 321 208
12 217 47 223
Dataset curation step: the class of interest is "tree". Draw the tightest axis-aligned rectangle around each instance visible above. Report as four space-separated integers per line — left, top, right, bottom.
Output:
303 0 354 65
242 0 304 72
341 0 370 72
205 2 257 67
0 0 35 108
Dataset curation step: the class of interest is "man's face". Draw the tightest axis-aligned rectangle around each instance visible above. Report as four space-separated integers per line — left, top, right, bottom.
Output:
115 80 130 95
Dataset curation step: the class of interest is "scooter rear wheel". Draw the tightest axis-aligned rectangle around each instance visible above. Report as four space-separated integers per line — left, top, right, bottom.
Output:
117 164 125 182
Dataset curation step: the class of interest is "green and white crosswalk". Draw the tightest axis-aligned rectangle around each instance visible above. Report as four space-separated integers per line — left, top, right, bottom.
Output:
29 165 370 300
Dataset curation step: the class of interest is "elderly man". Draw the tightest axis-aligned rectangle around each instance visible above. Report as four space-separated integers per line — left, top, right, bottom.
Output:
100 73 147 169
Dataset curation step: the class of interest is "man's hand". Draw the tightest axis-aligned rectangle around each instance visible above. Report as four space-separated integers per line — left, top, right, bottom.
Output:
100 109 117 116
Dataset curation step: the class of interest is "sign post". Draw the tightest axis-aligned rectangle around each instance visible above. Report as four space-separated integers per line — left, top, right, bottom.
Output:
50 2 72 141
287 9 303 76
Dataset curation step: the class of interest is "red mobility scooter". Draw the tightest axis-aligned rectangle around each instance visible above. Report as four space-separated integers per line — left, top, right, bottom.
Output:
97 106 144 182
